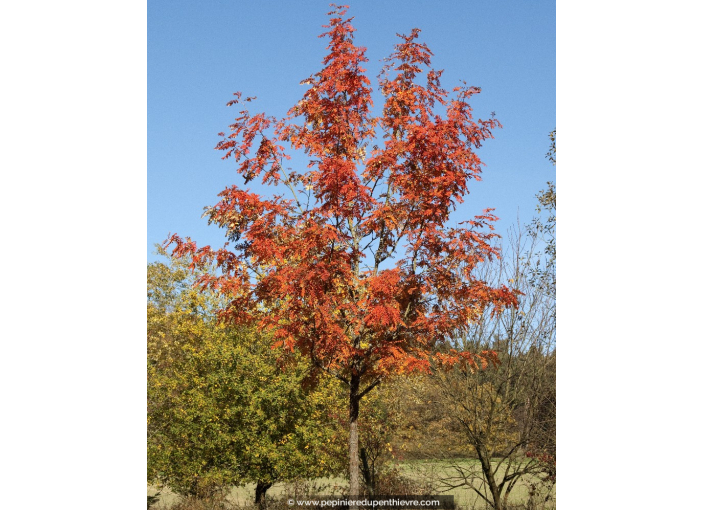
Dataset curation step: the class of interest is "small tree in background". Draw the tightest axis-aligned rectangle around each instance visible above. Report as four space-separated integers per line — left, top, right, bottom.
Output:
166 5 517 494
148 250 346 504
430 224 556 510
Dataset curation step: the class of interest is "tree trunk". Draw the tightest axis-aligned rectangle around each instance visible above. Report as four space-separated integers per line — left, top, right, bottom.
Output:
477 446 502 510
255 481 273 509
349 373 361 498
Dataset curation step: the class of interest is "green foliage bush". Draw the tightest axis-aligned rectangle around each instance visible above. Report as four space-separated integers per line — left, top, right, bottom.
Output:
148 251 347 498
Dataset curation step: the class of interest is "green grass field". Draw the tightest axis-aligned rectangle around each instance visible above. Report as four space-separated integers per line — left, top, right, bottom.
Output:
394 459 555 509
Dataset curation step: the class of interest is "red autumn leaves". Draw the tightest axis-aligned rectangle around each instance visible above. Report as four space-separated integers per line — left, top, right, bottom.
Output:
166 5 517 384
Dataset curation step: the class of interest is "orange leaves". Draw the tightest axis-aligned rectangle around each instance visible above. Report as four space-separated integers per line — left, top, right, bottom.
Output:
368 34 502 238
364 305 402 331
165 6 519 390
359 269 403 333
215 95 291 188
279 4 375 222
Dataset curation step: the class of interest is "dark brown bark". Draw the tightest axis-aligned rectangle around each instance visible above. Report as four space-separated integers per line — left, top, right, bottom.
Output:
255 481 273 509
349 372 361 498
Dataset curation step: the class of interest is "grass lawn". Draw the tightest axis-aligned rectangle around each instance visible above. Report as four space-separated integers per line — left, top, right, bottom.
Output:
395 458 555 509
150 459 555 509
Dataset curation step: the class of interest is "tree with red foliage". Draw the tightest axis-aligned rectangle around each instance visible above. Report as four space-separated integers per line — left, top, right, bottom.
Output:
166 5 517 496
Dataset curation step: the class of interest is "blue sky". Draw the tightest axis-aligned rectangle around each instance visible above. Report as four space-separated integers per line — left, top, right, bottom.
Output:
148 0 555 263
